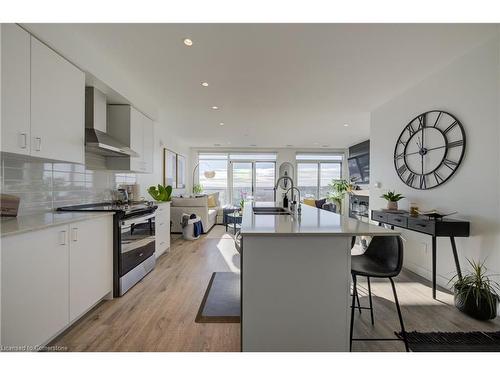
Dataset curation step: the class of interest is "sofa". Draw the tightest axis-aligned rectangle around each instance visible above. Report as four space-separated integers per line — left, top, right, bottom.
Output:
170 193 220 233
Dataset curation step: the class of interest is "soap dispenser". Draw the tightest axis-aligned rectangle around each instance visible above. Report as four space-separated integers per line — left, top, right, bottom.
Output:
282 193 289 208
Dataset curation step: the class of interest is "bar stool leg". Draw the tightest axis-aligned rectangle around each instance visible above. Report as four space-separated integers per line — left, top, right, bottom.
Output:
389 277 409 352
349 274 357 352
367 276 374 325
352 274 362 314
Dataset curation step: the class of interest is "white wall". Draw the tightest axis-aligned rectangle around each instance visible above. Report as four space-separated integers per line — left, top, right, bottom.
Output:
370 39 500 288
136 121 190 198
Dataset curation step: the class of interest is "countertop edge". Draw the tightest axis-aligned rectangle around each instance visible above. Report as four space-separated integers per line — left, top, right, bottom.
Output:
0 212 115 238
240 230 400 237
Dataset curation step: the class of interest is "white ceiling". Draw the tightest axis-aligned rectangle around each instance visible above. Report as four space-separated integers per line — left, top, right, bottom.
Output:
23 23 498 149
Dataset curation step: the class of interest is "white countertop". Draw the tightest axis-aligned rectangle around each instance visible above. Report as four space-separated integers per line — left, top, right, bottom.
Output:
240 202 398 236
0 211 115 238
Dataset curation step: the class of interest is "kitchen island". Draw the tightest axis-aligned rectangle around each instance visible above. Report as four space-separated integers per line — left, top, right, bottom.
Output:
240 202 397 352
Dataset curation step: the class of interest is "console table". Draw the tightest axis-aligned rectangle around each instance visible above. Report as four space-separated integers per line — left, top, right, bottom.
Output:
371 210 470 299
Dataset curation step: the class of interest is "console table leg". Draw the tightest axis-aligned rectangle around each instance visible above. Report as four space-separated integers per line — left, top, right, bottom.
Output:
450 236 462 280
432 236 437 299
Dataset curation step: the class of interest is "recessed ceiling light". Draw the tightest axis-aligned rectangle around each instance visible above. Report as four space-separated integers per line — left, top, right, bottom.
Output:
214 143 221 147
219 122 224 126
343 123 349 127
286 144 293 147
183 38 193 46
201 82 209 87
211 106 219 110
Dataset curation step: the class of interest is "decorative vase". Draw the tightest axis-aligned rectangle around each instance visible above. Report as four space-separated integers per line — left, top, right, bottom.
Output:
387 201 398 211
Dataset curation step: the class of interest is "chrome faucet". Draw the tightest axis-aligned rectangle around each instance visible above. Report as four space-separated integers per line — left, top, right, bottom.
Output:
274 175 294 204
285 186 302 215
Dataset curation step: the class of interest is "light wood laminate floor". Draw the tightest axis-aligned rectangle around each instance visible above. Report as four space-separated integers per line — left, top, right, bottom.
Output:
52 225 500 352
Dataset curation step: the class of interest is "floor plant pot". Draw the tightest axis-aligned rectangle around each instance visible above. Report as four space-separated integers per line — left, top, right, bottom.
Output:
454 287 498 320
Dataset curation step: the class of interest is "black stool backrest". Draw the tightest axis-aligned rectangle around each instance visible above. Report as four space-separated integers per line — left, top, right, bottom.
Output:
364 236 404 276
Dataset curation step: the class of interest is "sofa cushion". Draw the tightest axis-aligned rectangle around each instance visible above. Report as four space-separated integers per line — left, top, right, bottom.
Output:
315 198 327 209
207 194 217 208
171 196 208 207
208 208 217 221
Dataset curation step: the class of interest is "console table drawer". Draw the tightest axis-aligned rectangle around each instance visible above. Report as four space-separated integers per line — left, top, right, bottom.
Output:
407 217 435 235
387 214 407 227
371 211 387 222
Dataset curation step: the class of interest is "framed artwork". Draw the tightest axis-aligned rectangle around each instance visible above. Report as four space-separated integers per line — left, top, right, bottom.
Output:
163 149 177 187
176 154 186 189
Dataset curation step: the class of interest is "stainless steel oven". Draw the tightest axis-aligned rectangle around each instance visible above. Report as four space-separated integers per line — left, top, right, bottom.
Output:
119 211 156 295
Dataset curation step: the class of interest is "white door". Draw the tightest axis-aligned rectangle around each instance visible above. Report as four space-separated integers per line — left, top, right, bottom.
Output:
1 24 31 154
142 116 154 173
30 37 85 164
69 216 113 322
1 225 70 347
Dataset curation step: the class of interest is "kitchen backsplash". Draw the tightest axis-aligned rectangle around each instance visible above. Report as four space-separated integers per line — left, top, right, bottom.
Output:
0 153 137 215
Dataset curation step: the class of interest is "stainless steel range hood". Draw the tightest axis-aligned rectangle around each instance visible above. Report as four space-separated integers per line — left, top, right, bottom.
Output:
85 87 139 157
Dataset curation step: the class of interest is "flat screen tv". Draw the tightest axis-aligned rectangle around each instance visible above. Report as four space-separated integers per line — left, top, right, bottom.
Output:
348 153 369 184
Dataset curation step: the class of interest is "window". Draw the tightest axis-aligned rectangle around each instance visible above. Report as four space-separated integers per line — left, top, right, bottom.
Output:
198 153 228 204
296 153 343 200
197 152 277 205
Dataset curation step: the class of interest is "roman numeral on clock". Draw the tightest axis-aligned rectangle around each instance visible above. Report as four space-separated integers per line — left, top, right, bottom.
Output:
407 124 416 136
447 140 463 148
397 164 407 176
419 175 427 189
433 111 442 127
434 171 444 184
406 173 416 186
417 114 426 130
395 152 404 160
443 121 457 134
443 159 458 171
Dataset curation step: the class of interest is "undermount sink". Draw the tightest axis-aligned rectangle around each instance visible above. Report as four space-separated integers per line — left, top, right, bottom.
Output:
252 207 291 215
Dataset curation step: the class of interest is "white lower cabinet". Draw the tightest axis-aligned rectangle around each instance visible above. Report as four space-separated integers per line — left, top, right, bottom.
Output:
1 216 113 349
69 217 113 322
155 203 171 258
1 225 69 348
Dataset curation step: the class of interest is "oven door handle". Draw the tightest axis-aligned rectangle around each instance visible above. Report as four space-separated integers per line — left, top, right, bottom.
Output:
121 213 156 227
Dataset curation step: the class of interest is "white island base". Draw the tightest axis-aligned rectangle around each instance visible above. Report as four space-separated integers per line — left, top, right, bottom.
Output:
240 203 397 352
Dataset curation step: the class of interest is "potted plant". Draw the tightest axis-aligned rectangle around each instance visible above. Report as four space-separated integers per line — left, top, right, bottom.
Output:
147 184 173 202
451 259 499 321
192 183 203 195
380 191 404 210
327 179 354 213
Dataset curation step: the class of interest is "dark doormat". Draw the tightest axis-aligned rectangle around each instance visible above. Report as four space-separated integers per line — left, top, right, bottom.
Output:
396 330 500 352
195 272 240 323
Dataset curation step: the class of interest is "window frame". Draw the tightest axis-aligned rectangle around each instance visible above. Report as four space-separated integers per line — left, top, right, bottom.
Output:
296 153 343 200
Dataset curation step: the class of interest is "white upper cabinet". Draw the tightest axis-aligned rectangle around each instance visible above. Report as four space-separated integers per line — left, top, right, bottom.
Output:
107 105 154 173
30 37 85 164
1 25 85 164
1 24 31 154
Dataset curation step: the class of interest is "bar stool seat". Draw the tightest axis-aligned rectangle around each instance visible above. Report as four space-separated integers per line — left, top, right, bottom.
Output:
350 236 409 352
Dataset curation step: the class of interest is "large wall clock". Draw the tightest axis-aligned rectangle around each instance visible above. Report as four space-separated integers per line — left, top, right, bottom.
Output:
393 110 466 190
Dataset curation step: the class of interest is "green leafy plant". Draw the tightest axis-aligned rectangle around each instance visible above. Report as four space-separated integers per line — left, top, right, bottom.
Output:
327 179 354 211
147 184 172 202
380 191 404 202
192 184 203 195
450 259 499 320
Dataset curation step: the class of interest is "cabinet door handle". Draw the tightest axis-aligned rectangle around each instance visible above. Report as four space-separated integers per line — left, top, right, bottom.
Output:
72 228 78 242
59 230 67 245
34 137 42 151
19 133 28 149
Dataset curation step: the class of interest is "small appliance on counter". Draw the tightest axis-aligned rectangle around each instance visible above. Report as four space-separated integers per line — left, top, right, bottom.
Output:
58 200 157 297
0 194 20 217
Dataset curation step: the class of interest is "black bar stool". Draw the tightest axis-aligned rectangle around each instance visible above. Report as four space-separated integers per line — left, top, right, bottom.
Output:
349 236 409 352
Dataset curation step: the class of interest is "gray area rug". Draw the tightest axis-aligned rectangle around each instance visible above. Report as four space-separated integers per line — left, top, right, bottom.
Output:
195 272 240 323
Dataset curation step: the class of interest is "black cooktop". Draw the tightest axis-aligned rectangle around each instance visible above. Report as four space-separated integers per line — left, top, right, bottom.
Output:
57 202 157 216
